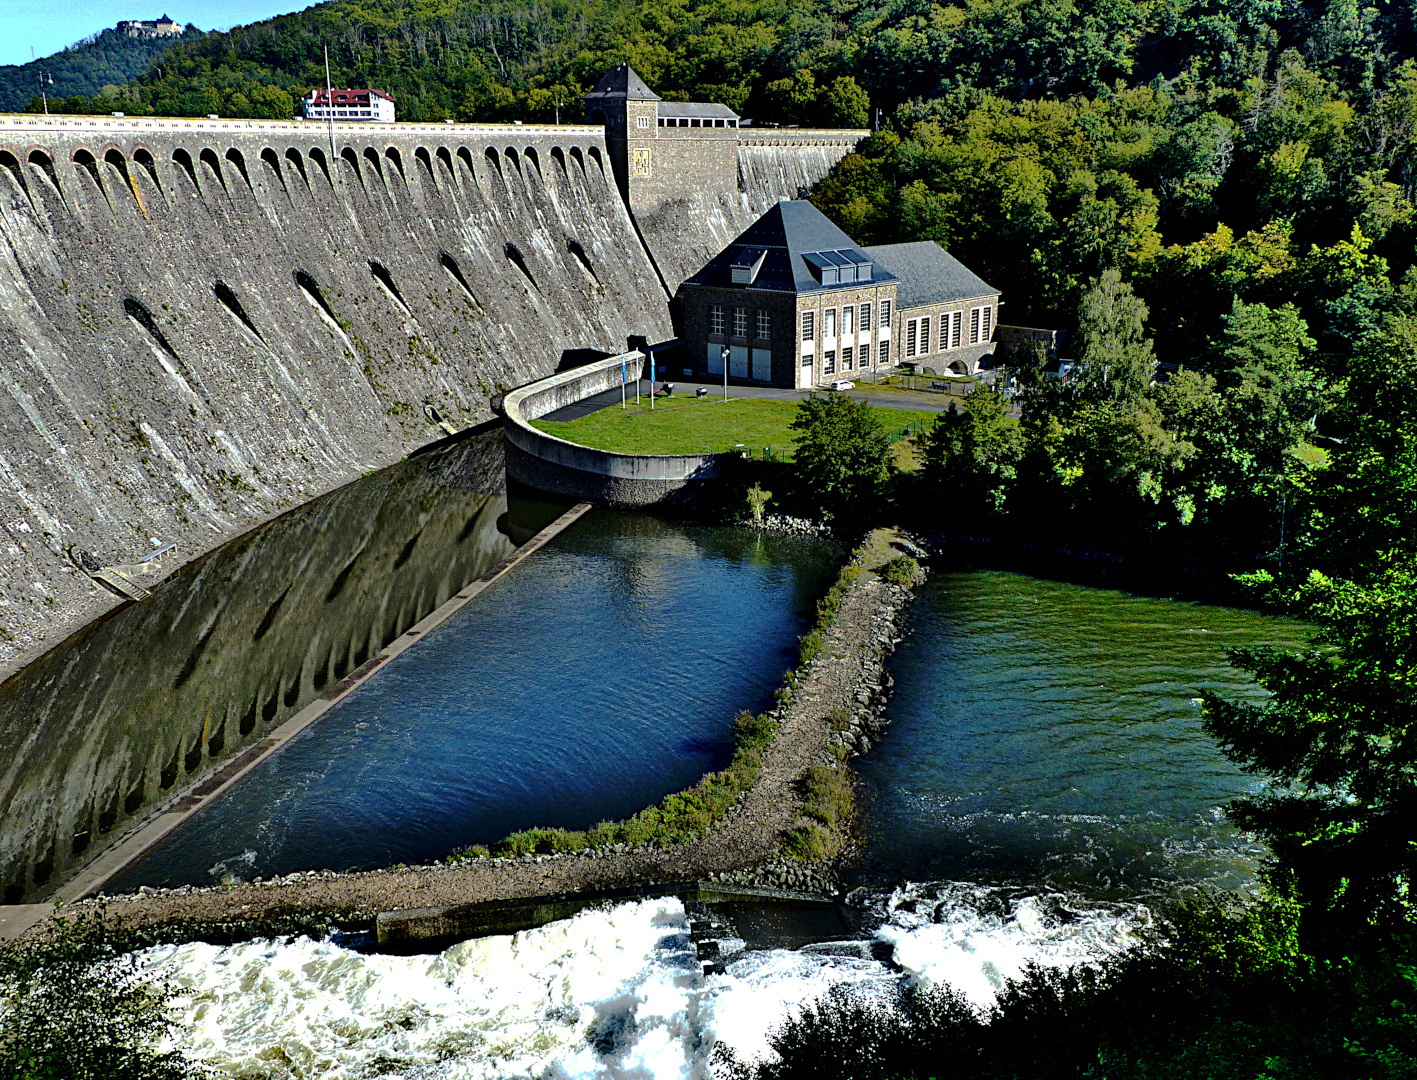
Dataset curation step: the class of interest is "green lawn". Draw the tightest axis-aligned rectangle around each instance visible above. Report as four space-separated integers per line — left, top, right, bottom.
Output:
531 396 937 456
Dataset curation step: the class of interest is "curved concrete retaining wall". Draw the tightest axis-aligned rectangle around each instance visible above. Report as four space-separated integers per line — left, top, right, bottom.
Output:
502 352 722 505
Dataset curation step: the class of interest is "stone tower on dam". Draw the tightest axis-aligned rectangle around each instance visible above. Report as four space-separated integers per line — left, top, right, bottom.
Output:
0 86 862 680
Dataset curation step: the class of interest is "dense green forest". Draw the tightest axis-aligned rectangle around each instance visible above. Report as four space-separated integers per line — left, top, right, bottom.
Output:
0 25 205 113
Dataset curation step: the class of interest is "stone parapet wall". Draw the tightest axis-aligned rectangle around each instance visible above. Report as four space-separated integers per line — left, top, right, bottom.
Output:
501 351 721 505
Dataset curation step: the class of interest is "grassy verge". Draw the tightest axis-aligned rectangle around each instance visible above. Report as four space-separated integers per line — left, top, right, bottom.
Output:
531 396 936 457
448 542 884 863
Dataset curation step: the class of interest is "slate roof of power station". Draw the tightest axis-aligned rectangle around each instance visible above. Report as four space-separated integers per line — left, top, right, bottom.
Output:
860 241 998 307
682 200 899 294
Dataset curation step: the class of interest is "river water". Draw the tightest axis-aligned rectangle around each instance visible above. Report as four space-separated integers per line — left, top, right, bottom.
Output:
126 542 1310 1078
112 513 839 889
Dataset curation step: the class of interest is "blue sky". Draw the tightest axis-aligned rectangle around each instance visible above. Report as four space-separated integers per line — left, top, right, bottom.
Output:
2 1 313 68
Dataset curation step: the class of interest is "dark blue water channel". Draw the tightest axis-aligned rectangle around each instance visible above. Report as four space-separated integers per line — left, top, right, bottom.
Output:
854 570 1311 899
112 513 839 890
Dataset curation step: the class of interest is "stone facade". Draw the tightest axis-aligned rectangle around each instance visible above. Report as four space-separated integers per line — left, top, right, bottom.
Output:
891 295 999 375
677 200 901 389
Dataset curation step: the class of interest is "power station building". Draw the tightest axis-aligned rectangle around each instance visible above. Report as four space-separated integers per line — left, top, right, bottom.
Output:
678 201 1000 388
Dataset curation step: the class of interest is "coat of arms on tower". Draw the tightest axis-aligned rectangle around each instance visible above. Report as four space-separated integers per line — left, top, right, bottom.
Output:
632 149 652 177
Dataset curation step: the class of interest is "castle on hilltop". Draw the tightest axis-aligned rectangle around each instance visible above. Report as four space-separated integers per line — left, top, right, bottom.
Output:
116 14 184 38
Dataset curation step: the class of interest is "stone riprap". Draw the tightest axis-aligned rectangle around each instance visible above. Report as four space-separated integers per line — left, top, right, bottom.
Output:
500 350 723 504
0 115 671 673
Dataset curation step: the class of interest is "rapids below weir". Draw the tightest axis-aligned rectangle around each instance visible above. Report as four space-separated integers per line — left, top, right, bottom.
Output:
123 540 1309 1077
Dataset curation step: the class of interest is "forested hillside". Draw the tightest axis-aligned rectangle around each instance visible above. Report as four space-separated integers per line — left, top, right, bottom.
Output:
0 24 205 113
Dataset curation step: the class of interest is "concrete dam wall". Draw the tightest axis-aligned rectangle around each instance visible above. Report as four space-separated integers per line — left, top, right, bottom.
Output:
0 115 670 673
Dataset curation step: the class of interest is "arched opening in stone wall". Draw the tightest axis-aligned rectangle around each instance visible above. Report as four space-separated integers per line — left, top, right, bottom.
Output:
569 146 585 176
308 147 332 187
285 147 310 191
414 146 436 190
524 147 542 181
368 258 411 316
438 250 480 308
199 147 226 191
550 146 567 177
340 146 363 188
72 148 103 192
504 241 539 293
214 280 263 340
123 296 179 360
384 146 405 182
504 147 521 175
483 146 502 179
457 147 478 189
27 150 62 199
132 147 162 194
566 237 600 285
293 269 341 330
362 146 384 186
587 146 605 175
436 146 456 189
171 147 198 191
588 108 607 127
225 147 253 191
0 150 27 199
260 147 287 193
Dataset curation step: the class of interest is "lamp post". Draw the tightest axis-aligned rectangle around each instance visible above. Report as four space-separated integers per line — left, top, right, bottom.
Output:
37 72 53 116
720 345 729 402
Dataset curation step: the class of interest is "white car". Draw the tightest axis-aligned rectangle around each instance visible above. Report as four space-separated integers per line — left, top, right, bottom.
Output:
828 379 856 391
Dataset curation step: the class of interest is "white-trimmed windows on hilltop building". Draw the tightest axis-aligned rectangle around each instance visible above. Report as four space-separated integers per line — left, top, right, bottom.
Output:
983 304 993 340
733 307 749 338
860 302 872 332
756 309 772 340
636 114 651 129
710 305 726 336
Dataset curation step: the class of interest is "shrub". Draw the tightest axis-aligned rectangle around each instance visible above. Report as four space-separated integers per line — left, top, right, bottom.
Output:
802 764 853 829
880 555 920 586
0 910 207 1080
782 822 830 860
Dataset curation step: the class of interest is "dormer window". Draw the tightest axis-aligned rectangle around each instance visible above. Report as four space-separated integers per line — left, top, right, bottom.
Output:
803 249 872 285
730 247 767 284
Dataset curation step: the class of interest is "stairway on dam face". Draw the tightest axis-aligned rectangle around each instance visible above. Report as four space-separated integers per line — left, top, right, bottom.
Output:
0 119 672 673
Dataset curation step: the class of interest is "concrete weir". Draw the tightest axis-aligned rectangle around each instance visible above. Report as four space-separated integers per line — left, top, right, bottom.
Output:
501 350 722 504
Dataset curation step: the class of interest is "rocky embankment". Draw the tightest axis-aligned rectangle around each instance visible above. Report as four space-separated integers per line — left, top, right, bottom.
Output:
47 528 926 941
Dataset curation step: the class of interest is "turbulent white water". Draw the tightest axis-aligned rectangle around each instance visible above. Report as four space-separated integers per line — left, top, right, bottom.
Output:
144 884 1146 1079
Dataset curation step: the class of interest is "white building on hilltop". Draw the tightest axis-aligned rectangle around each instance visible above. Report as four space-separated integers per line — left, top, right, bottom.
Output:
117 14 184 38
302 88 396 124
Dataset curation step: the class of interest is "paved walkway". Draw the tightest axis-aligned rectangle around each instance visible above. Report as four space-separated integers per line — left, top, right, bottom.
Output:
541 377 960 422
